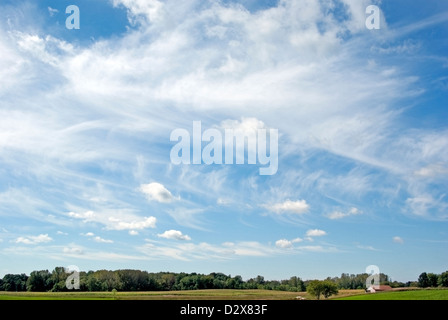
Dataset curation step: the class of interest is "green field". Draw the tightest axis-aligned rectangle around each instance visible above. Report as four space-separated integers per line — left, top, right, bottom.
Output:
0 289 304 300
335 289 448 300
1 288 447 300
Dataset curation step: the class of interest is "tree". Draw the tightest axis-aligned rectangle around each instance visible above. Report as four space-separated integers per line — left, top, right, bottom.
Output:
307 280 324 300
255 275 265 285
158 272 176 291
389 281 405 288
26 270 53 292
418 272 429 288
322 280 339 299
85 272 101 291
2 274 28 291
117 269 149 291
427 273 439 287
287 276 305 292
438 271 448 287
307 280 338 300
233 275 243 289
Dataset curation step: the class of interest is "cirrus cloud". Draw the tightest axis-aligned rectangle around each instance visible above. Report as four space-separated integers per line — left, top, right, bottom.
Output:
326 207 362 220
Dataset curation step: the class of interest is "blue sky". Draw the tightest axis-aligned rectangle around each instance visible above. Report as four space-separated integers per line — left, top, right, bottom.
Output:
0 0 447 283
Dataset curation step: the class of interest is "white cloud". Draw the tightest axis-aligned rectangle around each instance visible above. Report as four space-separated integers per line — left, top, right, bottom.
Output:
48 7 58 17
405 195 435 217
297 245 335 253
275 239 293 248
14 32 73 67
232 242 278 257
157 230 191 241
165 207 206 230
357 245 380 251
393 236 404 244
276 237 303 248
81 232 95 237
69 211 95 220
56 231 68 235
113 0 164 25
63 246 84 255
14 234 52 245
264 200 309 215
82 232 114 242
93 236 114 244
109 216 157 230
306 229 327 237
129 230 139 236
67 209 157 231
139 240 299 261
140 182 177 203
414 163 448 178
326 211 346 220
220 117 267 133
217 198 231 206
326 207 362 220
0 0 446 276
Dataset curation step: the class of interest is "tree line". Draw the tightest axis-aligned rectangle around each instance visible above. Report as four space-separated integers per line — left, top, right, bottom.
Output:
417 271 448 288
0 268 306 292
2 267 445 293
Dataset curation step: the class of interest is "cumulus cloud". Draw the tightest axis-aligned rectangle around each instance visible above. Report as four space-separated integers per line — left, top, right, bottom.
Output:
326 207 362 220
275 239 293 248
264 200 309 215
93 236 114 243
140 183 177 203
275 236 304 248
393 236 404 244
81 232 114 243
157 230 191 241
14 234 52 245
306 229 327 237
81 232 95 237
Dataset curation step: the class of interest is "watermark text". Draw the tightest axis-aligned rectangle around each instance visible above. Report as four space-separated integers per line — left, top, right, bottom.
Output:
170 121 278 175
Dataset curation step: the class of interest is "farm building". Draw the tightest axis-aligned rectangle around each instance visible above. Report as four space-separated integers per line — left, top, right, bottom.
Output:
366 285 393 293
